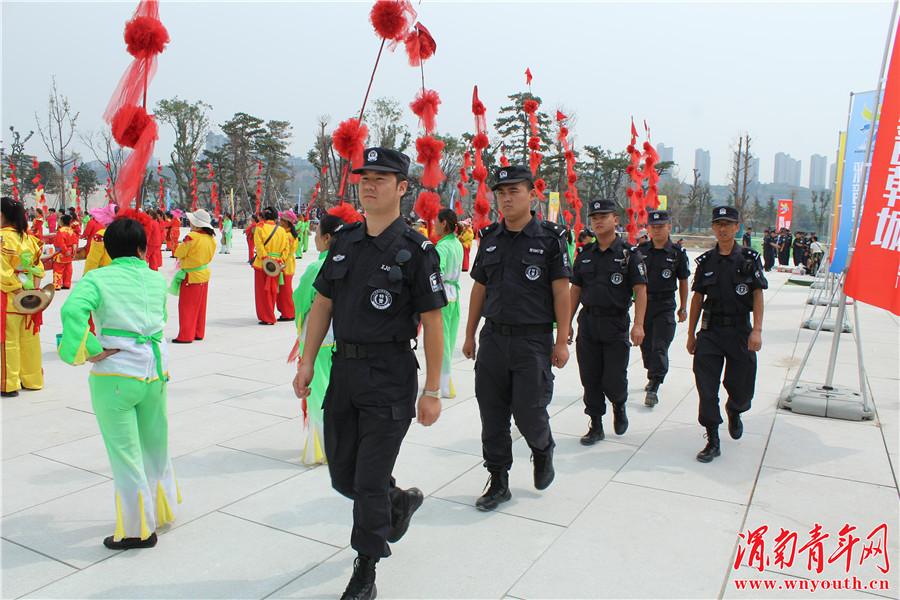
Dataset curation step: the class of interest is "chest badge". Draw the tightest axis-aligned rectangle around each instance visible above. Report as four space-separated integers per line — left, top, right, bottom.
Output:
525 265 542 281
661 268 673 279
610 272 624 285
735 283 749 296
333 254 346 262
485 245 497 253
370 288 393 310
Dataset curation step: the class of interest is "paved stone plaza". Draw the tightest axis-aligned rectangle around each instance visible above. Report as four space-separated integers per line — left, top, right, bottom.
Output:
1 233 897 599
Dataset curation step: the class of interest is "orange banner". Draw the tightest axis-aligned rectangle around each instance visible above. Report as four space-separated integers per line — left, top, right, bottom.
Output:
776 199 792 231
845 21 900 315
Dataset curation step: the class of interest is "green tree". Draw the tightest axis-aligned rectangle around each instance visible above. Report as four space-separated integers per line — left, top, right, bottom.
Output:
578 145 630 214
255 119 293 207
365 98 412 153
2 126 35 197
493 92 553 165
155 97 212 203
74 162 99 200
221 112 266 213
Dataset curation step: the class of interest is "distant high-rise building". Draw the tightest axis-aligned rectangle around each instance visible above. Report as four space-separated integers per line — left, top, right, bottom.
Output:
748 157 760 185
809 154 827 190
656 143 674 164
829 162 837 191
774 152 802 186
694 148 711 183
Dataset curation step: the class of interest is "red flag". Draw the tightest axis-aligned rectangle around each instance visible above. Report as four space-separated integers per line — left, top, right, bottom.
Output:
525 67 533 85
845 19 900 315
630 119 638 139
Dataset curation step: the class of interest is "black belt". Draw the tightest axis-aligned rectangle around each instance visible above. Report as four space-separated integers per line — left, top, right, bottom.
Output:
648 291 675 301
486 320 553 336
582 305 627 317
334 341 411 359
701 313 750 329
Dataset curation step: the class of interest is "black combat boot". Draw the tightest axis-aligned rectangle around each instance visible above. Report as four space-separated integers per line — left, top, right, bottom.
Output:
726 408 744 440
341 555 377 600
387 487 424 543
644 378 661 407
696 427 721 463
475 470 511 511
580 417 604 445
531 445 555 490
612 403 629 435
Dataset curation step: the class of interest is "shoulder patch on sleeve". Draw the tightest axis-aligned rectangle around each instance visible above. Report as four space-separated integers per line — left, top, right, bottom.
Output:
541 221 566 238
695 250 711 265
479 222 499 237
403 227 434 252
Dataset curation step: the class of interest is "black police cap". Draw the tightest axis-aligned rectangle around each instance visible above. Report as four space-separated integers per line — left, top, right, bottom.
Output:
490 165 533 190
587 199 617 215
711 205 740 222
647 210 670 224
352 147 411 177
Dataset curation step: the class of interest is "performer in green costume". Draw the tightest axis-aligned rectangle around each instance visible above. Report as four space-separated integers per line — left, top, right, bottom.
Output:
58 216 180 550
219 215 233 254
435 208 463 399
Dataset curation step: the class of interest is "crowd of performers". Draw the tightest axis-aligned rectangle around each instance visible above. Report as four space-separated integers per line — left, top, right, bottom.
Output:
1 146 766 599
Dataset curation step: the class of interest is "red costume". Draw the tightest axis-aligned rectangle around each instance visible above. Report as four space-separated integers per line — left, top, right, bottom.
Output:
82 217 103 255
245 221 257 263
52 226 78 289
147 218 164 271
166 218 180 254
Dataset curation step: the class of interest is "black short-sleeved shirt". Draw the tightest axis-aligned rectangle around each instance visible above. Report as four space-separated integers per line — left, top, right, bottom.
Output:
692 244 767 315
314 217 447 343
571 236 647 311
470 215 571 325
636 240 690 307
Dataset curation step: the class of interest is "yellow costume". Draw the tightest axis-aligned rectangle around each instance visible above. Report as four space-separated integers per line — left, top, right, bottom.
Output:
84 228 112 273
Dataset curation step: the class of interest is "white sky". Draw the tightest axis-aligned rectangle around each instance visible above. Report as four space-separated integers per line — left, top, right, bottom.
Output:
1 0 895 185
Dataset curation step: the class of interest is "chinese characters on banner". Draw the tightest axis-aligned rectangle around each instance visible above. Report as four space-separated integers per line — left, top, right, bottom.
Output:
845 21 900 315
776 199 793 231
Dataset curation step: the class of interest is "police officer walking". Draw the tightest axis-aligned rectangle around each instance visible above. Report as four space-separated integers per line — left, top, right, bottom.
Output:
462 165 571 511
637 210 690 407
686 206 767 463
293 147 447 600
568 199 647 444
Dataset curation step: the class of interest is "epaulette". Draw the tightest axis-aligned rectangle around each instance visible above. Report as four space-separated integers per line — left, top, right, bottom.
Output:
541 220 566 238
479 222 499 237
403 227 434 252
332 221 362 235
695 249 713 265
741 246 760 259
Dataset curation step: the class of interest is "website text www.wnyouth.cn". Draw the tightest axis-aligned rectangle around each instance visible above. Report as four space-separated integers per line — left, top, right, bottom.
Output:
732 576 891 594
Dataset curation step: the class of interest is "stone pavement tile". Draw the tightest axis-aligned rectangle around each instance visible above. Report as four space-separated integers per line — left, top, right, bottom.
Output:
763 413 895 487
434 434 635 526
0 539 76 599
219 383 302 419
1 407 100 460
218 418 306 465
167 403 286 458
275 497 564 599
166 372 278 415
222 357 300 387
0 395 65 423
667 391 779 437
725 567 892 599
2 445 302 570
33 435 112 478
742 468 899 598
392 440 484 497
2 454 107 517
403 398 484 457
26 511 338 599
509 481 745 599
612 422 767 505
168 351 267 381
217 336 297 362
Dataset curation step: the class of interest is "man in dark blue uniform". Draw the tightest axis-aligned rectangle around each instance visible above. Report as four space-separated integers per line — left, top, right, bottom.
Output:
462 165 571 511
762 228 776 271
636 210 690 407
293 148 447 600
568 199 647 444
687 206 766 463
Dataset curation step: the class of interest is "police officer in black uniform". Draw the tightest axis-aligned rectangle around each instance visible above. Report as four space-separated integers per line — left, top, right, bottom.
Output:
687 206 767 463
293 147 447 600
568 199 647 444
742 226 752 248
637 210 690 407
762 228 776 271
462 165 571 511
777 228 792 266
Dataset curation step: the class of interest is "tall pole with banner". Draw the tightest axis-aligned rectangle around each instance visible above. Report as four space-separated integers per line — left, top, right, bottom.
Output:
781 0 898 421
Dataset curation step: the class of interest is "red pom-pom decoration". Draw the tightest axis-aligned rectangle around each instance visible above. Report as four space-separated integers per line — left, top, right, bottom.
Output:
523 99 539 114
529 152 542 176
500 155 510 167
528 136 541 151
627 144 636 154
414 190 442 223
333 118 369 172
111 105 152 149
370 0 409 41
416 136 445 189
124 15 169 59
328 202 364 224
410 89 441 135
568 173 578 185
472 133 489 150
404 23 436 66
115 208 154 242
558 126 569 139
472 165 487 182
563 209 573 225
534 178 547 195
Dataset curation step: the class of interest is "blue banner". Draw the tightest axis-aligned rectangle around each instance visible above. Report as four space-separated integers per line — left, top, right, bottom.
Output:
831 90 880 273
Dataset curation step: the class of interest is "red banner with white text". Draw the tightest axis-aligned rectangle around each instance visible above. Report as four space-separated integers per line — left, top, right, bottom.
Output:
776 199 792 231
845 20 900 315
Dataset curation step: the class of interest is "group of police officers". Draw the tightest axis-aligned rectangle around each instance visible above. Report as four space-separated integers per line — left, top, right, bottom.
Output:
292 148 767 600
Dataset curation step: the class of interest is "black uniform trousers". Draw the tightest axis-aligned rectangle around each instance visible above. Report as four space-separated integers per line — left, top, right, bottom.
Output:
692 324 756 428
575 313 630 417
763 249 775 271
640 304 676 382
474 324 555 472
323 350 417 559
